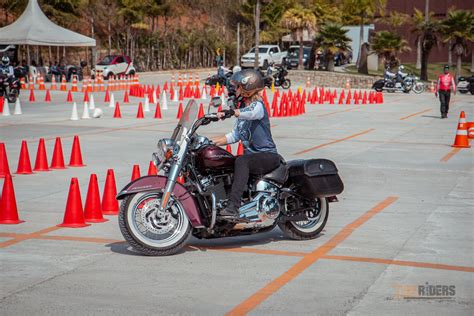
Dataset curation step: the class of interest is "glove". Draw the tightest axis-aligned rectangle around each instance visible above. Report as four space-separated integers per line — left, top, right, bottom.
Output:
222 109 235 118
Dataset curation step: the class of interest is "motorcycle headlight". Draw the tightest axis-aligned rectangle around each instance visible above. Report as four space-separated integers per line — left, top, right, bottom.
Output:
156 139 175 163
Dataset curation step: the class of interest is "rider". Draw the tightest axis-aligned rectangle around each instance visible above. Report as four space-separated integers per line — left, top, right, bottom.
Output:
0 56 14 80
212 69 281 220
435 64 456 119
396 65 407 85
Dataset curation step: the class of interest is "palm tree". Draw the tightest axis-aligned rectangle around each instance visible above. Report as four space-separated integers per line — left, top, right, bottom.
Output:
314 23 351 72
370 31 411 68
342 0 386 73
280 7 317 70
411 8 439 81
440 10 474 79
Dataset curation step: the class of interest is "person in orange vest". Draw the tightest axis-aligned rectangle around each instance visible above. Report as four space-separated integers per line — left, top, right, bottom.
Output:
435 64 456 119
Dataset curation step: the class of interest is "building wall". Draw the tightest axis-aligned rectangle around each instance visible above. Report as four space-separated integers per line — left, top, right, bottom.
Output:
374 0 472 64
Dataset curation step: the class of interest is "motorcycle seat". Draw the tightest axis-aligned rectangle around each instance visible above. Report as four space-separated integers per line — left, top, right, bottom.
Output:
261 158 288 184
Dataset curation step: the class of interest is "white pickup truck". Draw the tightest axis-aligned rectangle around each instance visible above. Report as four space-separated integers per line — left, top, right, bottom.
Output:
240 45 287 69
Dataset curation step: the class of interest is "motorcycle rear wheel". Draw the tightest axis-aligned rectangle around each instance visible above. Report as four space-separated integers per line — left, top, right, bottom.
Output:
278 198 328 240
119 191 191 256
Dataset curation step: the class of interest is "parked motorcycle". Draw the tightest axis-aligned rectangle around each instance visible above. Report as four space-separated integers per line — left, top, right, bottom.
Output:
117 98 344 256
0 72 20 103
457 76 474 95
373 67 424 94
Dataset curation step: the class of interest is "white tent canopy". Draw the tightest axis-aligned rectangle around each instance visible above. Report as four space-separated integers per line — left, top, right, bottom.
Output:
0 0 95 47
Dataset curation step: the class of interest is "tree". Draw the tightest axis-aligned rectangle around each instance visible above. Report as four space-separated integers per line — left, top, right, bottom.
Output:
314 23 351 72
370 30 410 68
411 8 439 81
280 6 316 70
440 10 474 79
342 0 386 74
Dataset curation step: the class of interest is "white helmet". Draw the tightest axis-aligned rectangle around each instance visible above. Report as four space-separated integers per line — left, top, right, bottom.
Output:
2 55 10 66
232 65 242 73
92 108 103 118
399 65 405 71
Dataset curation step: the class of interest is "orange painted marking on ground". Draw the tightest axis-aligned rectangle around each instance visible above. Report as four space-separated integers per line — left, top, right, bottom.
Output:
36 235 124 244
293 129 375 155
440 147 461 162
226 196 398 316
322 255 474 273
399 108 432 120
0 226 61 249
317 108 357 117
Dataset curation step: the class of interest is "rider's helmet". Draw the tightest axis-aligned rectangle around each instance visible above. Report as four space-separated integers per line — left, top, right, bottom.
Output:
1 56 10 67
230 69 264 98
399 65 405 71
232 65 241 73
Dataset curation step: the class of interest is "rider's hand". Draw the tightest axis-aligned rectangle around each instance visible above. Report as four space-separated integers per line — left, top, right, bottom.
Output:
217 109 235 120
435 92 438 98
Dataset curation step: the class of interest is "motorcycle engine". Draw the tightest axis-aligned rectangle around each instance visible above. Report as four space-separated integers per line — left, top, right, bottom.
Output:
233 180 281 230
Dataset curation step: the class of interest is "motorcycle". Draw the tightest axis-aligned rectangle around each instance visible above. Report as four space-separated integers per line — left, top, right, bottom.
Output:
457 76 474 95
117 98 344 256
205 66 233 87
261 65 291 90
0 72 20 103
373 68 424 94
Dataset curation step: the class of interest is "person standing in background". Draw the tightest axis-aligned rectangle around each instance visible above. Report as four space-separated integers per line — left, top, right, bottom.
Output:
435 65 456 119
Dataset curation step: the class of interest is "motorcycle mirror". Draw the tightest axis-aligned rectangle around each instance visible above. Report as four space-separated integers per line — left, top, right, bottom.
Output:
210 96 222 108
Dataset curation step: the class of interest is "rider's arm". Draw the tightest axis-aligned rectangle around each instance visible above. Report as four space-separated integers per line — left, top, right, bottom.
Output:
236 101 264 120
451 75 456 94
224 122 240 144
8 66 14 77
435 76 440 95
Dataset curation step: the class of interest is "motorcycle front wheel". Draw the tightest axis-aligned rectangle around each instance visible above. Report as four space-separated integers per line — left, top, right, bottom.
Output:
278 198 328 240
7 89 18 103
412 82 425 94
119 191 192 256
281 79 291 89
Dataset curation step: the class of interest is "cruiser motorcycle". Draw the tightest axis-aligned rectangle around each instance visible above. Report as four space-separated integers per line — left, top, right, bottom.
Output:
373 68 424 94
117 98 344 256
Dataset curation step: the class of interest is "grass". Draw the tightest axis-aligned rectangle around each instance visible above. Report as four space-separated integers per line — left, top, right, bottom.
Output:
344 63 472 82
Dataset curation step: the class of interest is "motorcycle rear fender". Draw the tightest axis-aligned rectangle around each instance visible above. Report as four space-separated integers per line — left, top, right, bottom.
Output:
116 175 203 228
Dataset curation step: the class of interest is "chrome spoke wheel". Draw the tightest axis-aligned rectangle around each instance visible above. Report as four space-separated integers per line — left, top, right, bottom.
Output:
290 198 327 233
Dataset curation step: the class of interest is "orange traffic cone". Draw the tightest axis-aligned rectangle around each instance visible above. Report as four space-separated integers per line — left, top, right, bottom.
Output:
452 111 471 148
66 90 72 102
29 89 35 102
15 140 33 174
50 137 66 169
136 102 145 118
104 89 110 102
176 102 183 119
468 122 474 139
69 135 85 167
33 138 50 171
237 141 244 156
131 164 141 181
45 89 51 102
147 161 157 175
124 90 130 103
60 76 67 91
84 174 108 223
57 178 90 228
0 174 24 224
102 169 119 215
154 102 162 119
113 102 122 118
0 143 10 178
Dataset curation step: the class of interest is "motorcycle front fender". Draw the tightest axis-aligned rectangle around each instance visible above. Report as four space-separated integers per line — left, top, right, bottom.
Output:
116 175 203 227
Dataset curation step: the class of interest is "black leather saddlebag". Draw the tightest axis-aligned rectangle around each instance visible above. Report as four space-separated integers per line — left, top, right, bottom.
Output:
287 159 344 198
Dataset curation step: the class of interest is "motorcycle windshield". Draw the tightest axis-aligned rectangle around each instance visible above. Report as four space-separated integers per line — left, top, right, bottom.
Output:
171 100 198 143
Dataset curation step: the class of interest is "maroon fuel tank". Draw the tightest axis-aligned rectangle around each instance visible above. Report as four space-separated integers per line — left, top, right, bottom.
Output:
195 145 235 172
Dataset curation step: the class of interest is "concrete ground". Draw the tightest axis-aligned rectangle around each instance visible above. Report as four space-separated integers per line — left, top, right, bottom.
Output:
0 71 473 315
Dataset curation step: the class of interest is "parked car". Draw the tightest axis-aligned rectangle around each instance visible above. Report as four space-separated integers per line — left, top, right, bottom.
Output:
457 76 474 95
287 45 311 69
92 55 136 80
240 45 287 70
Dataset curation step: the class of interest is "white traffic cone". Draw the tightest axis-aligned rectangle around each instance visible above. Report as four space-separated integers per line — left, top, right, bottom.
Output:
89 94 95 110
82 101 90 119
162 91 168 110
2 100 10 116
13 98 22 115
173 89 179 102
144 95 150 112
109 92 115 108
201 86 207 100
70 102 79 120
153 91 157 104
